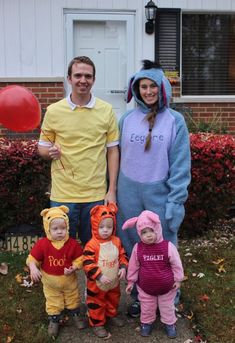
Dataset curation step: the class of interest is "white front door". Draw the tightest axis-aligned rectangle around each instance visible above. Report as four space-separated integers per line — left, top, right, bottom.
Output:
65 12 135 120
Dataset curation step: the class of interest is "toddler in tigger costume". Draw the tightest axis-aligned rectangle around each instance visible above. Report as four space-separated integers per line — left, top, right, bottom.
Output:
83 203 128 339
26 206 87 338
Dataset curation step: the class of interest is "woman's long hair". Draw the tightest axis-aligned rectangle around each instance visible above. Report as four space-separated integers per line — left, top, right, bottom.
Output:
144 106 158 151
142 60 162 151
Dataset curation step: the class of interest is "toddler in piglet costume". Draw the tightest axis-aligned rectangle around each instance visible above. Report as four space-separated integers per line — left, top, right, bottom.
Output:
123 210 184 339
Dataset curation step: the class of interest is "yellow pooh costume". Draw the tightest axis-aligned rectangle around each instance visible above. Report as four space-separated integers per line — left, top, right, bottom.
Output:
26 206 83 316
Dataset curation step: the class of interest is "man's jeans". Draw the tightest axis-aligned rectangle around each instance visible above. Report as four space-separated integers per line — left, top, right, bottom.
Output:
50 200 104 244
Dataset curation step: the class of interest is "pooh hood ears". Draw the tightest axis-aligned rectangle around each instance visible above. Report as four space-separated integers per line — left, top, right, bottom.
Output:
40 206 70 240
90 202 118 241
126 67 172 111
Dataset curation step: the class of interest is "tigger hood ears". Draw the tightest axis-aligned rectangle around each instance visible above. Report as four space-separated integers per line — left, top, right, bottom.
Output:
90 203 118 240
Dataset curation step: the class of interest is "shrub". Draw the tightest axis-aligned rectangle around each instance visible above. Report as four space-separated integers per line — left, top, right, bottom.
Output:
171 103 228 133
0 138 50 234
0 134 234 237
182 133 235 236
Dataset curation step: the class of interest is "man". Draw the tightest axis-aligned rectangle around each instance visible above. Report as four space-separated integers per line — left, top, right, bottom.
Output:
38 56 119 244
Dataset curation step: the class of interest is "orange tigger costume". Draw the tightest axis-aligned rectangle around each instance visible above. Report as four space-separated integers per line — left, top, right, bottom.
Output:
83 203 128 327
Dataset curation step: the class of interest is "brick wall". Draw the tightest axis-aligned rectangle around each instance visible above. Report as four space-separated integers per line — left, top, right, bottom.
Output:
172 82 235 135
0 80 234 137
185 103 235 134
0 81 64 138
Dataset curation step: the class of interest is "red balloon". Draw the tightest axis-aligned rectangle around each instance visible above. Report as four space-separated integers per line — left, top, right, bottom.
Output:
0 85 41 132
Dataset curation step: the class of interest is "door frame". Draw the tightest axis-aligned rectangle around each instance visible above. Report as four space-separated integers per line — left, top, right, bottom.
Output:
64 10 135 109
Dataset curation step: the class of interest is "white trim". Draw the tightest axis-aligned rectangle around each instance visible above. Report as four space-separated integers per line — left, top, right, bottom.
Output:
0 77 64 82
64 9 135 15
107 140 119 148
66 93 96 110
173 96 235 103
38 141 53 146
64 10 135 108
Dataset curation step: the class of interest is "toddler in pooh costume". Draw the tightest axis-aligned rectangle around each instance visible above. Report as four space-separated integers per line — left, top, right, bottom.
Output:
26 206 86 338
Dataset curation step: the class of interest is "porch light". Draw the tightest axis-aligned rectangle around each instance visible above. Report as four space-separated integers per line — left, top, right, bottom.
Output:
145 0 158 34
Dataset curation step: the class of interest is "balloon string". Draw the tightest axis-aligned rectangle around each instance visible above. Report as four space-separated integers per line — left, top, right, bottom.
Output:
40 129 65 172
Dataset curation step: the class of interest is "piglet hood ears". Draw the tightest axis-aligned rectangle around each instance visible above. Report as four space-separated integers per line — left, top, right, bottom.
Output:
122 216 139 230
122 210 162 239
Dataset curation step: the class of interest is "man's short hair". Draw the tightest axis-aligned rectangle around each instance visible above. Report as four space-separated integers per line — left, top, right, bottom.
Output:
67 56 96 78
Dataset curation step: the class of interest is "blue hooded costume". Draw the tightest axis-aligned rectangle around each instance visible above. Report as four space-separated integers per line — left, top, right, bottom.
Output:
116 65 191 257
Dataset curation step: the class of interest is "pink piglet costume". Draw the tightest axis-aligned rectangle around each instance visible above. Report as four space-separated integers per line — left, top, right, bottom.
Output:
123 210 184 325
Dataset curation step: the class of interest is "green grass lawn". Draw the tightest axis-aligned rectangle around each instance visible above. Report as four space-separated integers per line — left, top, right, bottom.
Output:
179 223 235 343
0 222 234 343
0 252 51 343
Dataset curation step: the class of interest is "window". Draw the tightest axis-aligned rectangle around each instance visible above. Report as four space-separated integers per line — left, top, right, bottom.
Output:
155 9 180 75
155 11 235 96
182 14 235 96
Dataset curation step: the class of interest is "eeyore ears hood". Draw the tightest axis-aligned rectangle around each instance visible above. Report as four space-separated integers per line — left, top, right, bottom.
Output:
126 67 172 112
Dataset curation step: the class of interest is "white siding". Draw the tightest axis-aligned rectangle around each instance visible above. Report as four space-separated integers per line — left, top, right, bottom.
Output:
51 0 65 76
34 0 52 76
186 0 203 10
114 0 128 10
172 0 188 8
0 0 5 76
202 0 219 10
0 0 234 78
66 0 83 8
3 0 21 76
20 0 36 76
209 0 232 10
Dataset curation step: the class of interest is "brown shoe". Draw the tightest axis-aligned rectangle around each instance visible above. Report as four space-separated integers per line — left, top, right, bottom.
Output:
108 315 125 327
92 326 110 338
48 321 59 338
73 315 88 330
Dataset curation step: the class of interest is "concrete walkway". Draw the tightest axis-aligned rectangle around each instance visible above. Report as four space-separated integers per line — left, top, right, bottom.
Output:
57 273 195 343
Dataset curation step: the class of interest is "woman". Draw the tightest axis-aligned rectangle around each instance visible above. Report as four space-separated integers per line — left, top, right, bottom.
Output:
116 60 191 317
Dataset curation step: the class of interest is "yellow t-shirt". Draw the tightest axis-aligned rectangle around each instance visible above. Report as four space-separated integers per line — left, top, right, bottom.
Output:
39 98 119 202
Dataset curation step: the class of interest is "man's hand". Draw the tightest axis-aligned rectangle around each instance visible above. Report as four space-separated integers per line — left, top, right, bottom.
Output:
48 144 61 160
104 189 116 205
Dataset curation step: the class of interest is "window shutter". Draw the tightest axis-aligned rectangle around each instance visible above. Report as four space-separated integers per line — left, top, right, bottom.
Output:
155 8 181 75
